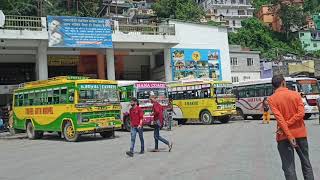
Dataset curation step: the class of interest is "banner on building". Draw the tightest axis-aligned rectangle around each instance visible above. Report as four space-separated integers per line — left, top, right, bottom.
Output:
171 48 221 80
47 16 113 48
48 55 80 66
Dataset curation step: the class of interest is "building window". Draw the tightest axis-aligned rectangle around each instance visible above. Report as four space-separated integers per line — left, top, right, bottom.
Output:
314 43 317 48
247 58 254 66
232 76 239 83
231 0 236 4
214 9 217 14
243 76 250 81
232 20 236 26
238 10 245 15
239 0 244 4
225 20 229 25
230 57 238 66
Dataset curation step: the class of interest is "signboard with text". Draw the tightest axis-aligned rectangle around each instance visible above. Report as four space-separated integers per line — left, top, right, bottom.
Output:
47 16 113 48
171 48 222 81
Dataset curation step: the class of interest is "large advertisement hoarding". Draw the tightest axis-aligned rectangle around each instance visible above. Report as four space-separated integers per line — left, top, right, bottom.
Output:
171 48 222 80
47 16 112 48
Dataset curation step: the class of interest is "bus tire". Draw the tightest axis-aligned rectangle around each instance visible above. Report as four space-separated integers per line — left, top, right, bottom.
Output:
124 116 131 132
219 116 230 124
236 108 247 120
100 131 114 138
26 121 43 139
252 115 262 120
200 111 213 125
63 121 80 142
304 114 312 120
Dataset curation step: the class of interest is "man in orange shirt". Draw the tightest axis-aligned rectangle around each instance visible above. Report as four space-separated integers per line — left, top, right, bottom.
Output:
268 75 314 180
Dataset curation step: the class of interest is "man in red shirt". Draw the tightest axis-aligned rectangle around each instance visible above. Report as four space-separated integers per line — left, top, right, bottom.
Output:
150 95 173 152
126 98 144 157
268 75 314 180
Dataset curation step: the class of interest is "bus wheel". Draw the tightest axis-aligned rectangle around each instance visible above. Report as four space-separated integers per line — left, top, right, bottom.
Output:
63 122 80 142
26 121 43 139
100 131 114 138
252 115 262 120
124 116 131 132
219 116 230 124
236 108 247 120
304 114 312 120
200 111 213 125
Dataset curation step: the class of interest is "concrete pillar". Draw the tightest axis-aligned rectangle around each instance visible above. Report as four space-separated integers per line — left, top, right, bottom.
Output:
36 40 48 80
150 54 156 69
164 48 172 82
106 48 115 80
97 54 106 79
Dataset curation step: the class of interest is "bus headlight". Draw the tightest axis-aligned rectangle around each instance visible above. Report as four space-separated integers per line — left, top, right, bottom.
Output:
217 105 222 109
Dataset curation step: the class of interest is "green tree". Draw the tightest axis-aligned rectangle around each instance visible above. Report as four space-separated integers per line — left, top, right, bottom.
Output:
1 0 102 17
277 3 306 39
304 0 320 14
228 18 305 60
152 0 204 22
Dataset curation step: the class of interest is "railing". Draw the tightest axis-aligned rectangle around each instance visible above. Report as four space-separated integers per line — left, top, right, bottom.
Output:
3 15 43 31
112 24 176 35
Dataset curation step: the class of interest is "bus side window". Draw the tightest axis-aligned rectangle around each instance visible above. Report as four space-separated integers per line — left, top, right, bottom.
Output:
14 95 19 106
18 94 23 106
265 84 273 96
68 89 75 103
41 91 47 105
23 93 28 106
28 92 34 106
60 88 67 104
53 89 60 104
34 92 41 105
47 90 53 104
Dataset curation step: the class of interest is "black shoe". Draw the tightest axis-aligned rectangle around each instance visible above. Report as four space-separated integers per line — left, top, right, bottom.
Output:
126 151 134 157
168 143 173 152
139 151 144 154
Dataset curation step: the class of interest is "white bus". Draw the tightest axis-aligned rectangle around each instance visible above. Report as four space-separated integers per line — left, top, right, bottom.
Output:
233 77 320 120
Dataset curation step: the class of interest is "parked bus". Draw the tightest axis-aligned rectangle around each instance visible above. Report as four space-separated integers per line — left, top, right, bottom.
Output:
233 77 320 120
118 81 168 131
12 76 122 142
167 79 236 124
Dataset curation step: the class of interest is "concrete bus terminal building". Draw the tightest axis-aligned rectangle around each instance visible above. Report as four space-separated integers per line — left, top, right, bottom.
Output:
0 15 231 106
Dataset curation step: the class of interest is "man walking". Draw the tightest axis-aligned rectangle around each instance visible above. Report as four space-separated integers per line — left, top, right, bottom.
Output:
126 98 144 157
268 75 314 180
150 95 173 152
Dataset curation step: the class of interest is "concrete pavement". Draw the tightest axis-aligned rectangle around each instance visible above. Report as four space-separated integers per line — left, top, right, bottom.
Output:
0 119 319 180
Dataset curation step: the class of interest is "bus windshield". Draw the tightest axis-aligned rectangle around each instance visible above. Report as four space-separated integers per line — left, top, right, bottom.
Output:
137 88 167 99
79 89 119 103
297 80 320 94
213 84 233 96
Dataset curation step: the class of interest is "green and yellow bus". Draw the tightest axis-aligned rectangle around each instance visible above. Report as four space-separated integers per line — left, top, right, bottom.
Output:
12 76 122 142
167 79 236 125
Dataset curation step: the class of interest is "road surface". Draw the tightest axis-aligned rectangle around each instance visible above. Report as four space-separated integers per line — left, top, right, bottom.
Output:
0 119 319 180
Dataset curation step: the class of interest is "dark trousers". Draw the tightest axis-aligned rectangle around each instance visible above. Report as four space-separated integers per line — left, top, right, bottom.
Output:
154 121 169 149
130 127 144 153
277 138 314 180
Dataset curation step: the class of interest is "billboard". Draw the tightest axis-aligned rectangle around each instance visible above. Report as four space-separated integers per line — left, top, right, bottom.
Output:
47 16 112 48
171 48 221 80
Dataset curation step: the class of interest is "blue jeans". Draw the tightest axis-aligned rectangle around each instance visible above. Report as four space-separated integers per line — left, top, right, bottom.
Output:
154 120 169 149
130 127 144 153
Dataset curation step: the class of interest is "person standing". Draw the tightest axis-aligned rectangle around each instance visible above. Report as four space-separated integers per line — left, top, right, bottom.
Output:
126 98 144 157
150 95 173 152
268 75 314 180
316 96 320 124
262 97 270 124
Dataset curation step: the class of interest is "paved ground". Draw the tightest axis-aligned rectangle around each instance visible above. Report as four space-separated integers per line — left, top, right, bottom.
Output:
0 119 319 180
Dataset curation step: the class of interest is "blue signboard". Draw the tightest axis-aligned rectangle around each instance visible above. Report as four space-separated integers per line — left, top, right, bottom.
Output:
47 16 113 48
171 48 222 80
